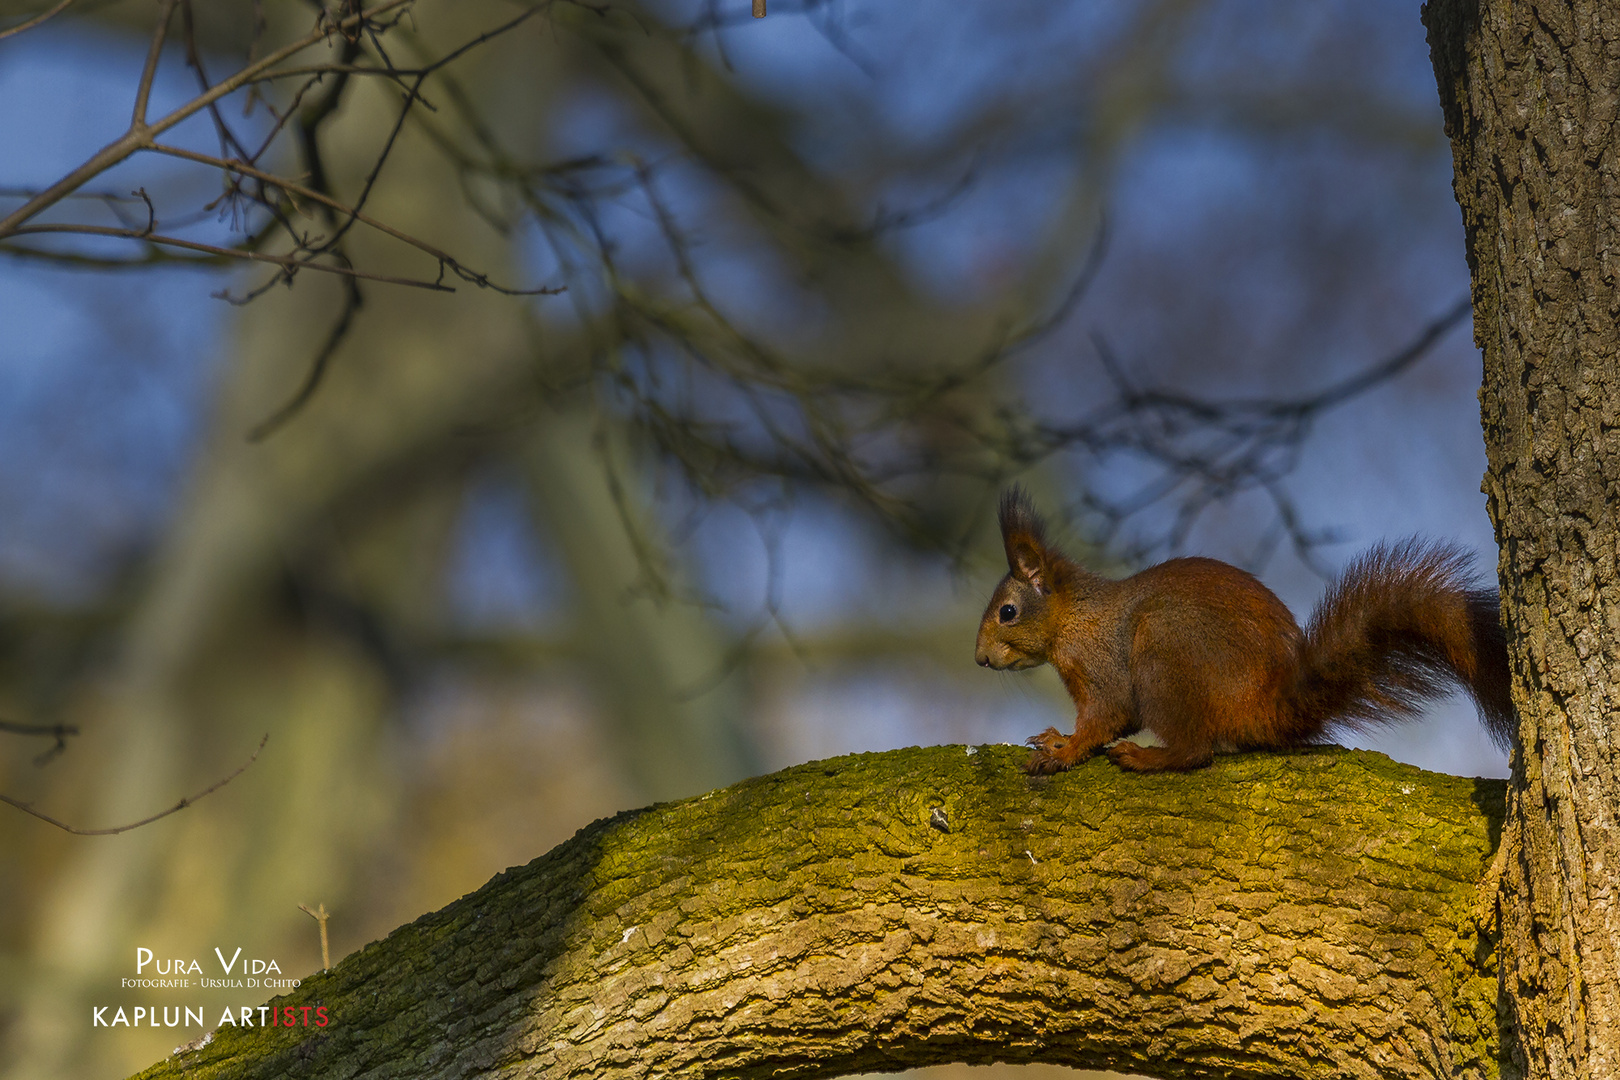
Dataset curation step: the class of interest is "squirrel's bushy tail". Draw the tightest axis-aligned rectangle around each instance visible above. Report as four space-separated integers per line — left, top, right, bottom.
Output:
1290 540 1514 749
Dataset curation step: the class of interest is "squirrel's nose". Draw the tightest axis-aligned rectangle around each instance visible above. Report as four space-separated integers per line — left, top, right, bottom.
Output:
975 650 991 667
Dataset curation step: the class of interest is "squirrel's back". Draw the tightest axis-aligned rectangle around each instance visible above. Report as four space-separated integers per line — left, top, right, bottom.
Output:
1120 557 1307 750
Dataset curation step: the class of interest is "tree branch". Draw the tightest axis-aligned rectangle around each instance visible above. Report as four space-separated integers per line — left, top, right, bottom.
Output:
1 734 267 836
146 144 562 296
0 717 80 764
5 224 456 290
130 0 182 128
0 0 413 239
0 0 79 42
130 745 1506 1080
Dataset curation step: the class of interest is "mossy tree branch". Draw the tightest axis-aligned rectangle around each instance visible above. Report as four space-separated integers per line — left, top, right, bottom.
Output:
131 746 1506 1080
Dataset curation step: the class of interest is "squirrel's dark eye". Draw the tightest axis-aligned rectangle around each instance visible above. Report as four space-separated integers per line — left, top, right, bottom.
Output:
999 603 1017 623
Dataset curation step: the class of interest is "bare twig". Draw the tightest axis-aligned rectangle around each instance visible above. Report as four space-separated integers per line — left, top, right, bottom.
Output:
307 5 551 261
0 719 81 766
130 187 156 236
247 273 364 441
178 0 257 167
0 0 571 435
298 903 332 971
0 0 78 42
0 734 268 836
132 0 183 127
0 0 415 239
0 719 80 739
1018 297 1476 569
148 144 561 296
7 223 456 290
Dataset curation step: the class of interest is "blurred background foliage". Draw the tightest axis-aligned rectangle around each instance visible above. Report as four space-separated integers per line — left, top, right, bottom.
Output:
0 1 1500 1076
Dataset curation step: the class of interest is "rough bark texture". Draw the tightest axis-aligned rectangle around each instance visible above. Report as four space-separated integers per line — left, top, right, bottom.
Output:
1424 3 1620 1077
129 745 1505 1080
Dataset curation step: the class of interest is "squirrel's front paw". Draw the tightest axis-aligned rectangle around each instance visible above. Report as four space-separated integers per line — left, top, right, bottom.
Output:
1024 727 1086 774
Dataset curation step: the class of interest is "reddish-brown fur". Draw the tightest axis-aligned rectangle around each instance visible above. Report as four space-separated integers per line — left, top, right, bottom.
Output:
974 489 1515 773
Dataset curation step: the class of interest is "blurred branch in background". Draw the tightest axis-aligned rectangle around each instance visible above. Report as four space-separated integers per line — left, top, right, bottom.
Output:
0 0 74 41
0 0 566 441
0 718 79 765
0 732 265 835
1055 294 1474 572
0 0 1459 559
0 1 1486 1077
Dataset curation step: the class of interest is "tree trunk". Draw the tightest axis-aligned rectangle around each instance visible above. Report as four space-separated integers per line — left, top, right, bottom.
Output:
523 410 761 801
1424 2 1620 1076
130 746 1506 1080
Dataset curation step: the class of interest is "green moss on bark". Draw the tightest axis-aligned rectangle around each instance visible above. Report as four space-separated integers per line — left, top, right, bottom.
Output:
130 745 1506 1080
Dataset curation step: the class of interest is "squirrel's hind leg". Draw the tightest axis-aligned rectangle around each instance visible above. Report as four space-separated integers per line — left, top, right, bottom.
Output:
1107 739 1214 772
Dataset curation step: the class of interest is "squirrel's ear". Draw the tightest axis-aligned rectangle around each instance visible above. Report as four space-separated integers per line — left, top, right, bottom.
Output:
1005 533 1051 593
998 487 1054 594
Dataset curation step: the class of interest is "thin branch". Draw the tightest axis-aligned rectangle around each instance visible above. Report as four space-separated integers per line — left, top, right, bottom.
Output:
0 241 221 269
0 734 268 836
148 143 562 295
307 6 552 261
1016 297 1476 566
178 0 257 168
0 719 80 738
246 272 363 441
131 187 156 235
1288 295 1473 413
199 4 558 438
0 186 143 203
132 0 183 128
0 718 81 766
7 223 457 290
0 0 77 42
298 903 332 971
241 61 439 82
0 0 414 239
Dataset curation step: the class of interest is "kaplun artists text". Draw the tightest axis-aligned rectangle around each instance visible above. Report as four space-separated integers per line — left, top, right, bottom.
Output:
93 947 328 1029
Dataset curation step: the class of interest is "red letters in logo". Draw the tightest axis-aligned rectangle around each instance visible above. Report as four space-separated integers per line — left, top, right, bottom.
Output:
267 1005 329 1027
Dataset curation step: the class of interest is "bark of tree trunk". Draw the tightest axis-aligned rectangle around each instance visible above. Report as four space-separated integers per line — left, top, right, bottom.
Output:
1424 3 1620 1077
130 746 1506 1080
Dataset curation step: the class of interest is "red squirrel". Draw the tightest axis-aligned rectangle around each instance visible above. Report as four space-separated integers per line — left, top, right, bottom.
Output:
975 488 1514 773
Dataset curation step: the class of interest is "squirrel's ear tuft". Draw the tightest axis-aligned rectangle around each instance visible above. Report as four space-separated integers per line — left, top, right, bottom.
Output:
998 486 1054 593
